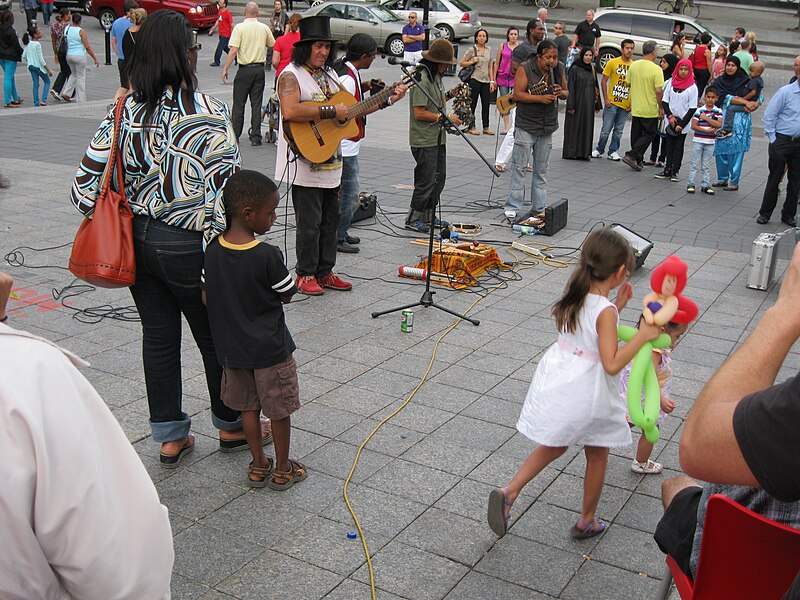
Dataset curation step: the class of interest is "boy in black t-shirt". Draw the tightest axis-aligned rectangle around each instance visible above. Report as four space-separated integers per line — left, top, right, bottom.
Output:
202 170 306 490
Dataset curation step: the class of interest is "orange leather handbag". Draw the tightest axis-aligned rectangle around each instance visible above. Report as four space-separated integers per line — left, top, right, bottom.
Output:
69 98 136 288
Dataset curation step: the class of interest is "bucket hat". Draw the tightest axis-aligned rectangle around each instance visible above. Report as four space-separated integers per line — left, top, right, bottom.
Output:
422 39 457 64
297 15 335 44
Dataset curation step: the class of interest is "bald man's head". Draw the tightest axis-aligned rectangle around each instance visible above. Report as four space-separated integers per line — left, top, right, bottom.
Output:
244 2 259 17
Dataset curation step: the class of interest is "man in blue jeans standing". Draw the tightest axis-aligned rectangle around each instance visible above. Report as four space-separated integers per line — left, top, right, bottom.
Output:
110 0 138 89
593 38 633 161
503 40 567 220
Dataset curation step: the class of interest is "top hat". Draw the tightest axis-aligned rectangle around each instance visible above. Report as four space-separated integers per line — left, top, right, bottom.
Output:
421 39 457 64
297 15 336 44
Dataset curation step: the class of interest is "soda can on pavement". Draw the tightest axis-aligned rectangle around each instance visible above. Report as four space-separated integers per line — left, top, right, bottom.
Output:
401 309 414 333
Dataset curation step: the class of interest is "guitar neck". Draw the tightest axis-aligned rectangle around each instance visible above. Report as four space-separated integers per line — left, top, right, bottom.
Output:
346 85 395 121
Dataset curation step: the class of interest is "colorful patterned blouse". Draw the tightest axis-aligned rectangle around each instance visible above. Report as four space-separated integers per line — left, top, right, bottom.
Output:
70 89 240 245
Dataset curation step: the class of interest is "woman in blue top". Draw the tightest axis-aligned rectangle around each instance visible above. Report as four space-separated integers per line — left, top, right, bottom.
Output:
59 13 99 102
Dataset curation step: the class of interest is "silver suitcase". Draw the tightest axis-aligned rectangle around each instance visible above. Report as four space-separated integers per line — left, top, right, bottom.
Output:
747 233 781 291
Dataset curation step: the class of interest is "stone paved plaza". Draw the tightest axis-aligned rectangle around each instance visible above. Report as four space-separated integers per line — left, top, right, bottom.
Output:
2 4 800 598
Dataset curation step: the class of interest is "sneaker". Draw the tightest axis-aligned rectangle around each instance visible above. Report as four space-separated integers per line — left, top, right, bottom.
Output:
622 153 643 172
49 89 61 101
296 275 324 296
504 210 517 219
670 172 680 182
686 185 696 194
608 152 622 161
317 272 352 291
654 170 670 179
405 220 430 234
337 240 360 254
702 187 715 195
716 129 733 139
631 459 663 474
591 149 602 158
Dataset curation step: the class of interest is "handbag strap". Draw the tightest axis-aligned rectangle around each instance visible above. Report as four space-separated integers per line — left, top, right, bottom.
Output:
99 97 126 197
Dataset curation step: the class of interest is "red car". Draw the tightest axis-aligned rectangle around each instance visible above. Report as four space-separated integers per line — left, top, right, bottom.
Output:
90 0 218 30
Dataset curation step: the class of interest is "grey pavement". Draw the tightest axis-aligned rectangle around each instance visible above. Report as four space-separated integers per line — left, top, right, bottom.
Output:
2 14 800 600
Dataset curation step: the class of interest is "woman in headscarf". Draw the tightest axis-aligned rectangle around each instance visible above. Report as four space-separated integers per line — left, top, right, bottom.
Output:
712 55 754 191
562 46 601 160
646 53 680 166
655 57 697 181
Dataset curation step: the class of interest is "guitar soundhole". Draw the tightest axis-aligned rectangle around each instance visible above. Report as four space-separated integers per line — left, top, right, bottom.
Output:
310 122 324 147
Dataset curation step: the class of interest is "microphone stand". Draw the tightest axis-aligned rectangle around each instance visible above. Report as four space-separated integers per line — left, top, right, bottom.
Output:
371 64 499 326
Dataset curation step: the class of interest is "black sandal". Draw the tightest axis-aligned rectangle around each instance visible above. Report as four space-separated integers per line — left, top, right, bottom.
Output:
159 435 195 469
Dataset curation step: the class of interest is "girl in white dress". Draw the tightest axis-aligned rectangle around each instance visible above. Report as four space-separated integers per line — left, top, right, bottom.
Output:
488 228 661 539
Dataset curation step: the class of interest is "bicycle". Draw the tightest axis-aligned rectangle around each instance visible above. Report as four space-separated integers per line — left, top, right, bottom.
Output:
657 0 700 19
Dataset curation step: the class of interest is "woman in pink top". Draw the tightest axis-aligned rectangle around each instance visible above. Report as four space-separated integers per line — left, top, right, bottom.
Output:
494 26 518 134
271 13 300 77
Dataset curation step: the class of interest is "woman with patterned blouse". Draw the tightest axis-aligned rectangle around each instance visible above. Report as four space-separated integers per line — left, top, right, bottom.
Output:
70 10 268 467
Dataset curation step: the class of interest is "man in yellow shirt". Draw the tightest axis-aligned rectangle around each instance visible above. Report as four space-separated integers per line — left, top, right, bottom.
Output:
222 2 275 146
622 40 664 171
593 38 633 161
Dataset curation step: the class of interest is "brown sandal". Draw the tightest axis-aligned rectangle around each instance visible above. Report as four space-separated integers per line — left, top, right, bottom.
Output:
267 459 308 491
247 459 273 488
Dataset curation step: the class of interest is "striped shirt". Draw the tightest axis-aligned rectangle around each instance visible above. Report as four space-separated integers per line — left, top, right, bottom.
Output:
70 89 240 245
692 105 723 144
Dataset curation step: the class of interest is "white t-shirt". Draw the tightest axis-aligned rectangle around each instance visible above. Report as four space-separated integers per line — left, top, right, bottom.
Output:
0 324 173 600
340 60 362 158
662 79 699 135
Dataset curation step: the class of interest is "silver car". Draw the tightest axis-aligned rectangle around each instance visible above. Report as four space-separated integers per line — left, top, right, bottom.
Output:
303 1 407 56
378 0 479 42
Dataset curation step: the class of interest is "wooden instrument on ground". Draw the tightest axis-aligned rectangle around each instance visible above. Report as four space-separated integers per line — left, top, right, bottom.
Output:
495 73 552 116
284 70 417 164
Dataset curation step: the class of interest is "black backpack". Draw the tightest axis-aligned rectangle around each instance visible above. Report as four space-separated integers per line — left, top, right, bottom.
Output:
57 26 69 60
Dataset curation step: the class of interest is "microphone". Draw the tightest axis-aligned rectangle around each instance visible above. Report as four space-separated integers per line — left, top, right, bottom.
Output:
387 56 417 67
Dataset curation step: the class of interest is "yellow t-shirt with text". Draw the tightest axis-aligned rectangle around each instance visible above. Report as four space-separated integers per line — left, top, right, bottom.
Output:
602 57 632 111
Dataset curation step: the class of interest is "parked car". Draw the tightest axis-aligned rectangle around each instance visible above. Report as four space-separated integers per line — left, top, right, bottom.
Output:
378 0 477 42
303 1 406 56
89 0 217 30
593 7 726 70
54 0 92 14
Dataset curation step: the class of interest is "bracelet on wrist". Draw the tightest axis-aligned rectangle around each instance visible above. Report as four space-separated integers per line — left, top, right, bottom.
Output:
318 105 336 119
0 315 7 323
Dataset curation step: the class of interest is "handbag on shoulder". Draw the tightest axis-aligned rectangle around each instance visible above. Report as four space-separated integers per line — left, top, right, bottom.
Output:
457 45 477 83
68 98 136 288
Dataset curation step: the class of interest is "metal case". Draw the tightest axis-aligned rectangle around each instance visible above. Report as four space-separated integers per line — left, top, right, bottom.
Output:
747 233 781 291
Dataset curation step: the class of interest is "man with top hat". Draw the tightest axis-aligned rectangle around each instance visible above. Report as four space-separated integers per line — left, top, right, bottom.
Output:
275 16 406 295
405 38 461 234
222 2 276 146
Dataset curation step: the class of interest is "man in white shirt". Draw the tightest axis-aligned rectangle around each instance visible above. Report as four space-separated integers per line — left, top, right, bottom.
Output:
0 272 174 600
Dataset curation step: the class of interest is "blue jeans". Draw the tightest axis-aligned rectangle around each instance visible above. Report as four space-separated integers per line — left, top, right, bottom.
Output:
715 151 744 186
595 104 629 155
505 128 552 213
213 35 230 65
0 59 20 106
337 154 359 242
129 215 242 443
688 141 714 187
721 103 745 132
41 2 53 24
28 66 50 105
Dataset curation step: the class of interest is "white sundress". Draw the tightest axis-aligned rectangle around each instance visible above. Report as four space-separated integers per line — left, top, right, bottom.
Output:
516 293 632 448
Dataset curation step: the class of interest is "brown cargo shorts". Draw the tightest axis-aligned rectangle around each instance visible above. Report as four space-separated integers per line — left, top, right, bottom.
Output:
221 355 300 421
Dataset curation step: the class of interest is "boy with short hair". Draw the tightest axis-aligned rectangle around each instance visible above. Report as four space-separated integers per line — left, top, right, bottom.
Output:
716 61 764 139
687 86 723 195
202 170 307 490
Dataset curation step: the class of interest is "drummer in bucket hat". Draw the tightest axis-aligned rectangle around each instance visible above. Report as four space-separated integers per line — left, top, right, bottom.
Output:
274 15 407 296
405 38 461 234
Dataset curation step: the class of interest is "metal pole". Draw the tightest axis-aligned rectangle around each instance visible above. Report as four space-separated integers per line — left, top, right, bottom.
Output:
104 27 112 66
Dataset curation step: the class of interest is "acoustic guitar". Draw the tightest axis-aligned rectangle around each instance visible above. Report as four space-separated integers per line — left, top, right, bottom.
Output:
495 73 553 116
285 69 418 164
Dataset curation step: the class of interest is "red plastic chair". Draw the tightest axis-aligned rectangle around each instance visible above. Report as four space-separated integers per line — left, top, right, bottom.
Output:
657 493 800 600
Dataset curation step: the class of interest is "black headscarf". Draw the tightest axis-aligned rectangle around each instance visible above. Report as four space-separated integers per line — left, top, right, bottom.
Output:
714 55 749 106
661 53 679 80
571 46 594 72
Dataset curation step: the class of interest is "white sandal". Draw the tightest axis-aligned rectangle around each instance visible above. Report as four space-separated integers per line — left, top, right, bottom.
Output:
631 459 663 474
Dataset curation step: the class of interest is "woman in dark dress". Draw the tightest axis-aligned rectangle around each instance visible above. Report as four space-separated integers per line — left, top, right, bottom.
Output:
562 46 601 160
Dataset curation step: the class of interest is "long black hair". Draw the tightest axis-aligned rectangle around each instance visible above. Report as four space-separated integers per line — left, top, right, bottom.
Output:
291 41 337 69
128 10 196 124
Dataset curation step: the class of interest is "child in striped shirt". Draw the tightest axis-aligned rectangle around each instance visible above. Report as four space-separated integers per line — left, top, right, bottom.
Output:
687 86 723 195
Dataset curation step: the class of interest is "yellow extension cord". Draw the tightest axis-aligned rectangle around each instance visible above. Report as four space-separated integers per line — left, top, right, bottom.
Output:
342 244 571 599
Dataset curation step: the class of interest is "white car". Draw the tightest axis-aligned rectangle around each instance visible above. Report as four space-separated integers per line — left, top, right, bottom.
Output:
378 0 479 42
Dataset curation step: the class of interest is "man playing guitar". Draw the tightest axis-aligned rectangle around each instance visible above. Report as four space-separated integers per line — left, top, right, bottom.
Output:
503 39 568 220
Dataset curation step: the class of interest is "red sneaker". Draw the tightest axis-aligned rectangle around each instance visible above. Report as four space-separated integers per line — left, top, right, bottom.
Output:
296 275 324 296
317 272 352 291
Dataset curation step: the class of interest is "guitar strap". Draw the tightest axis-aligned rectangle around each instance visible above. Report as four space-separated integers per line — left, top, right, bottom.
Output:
344 62 366 142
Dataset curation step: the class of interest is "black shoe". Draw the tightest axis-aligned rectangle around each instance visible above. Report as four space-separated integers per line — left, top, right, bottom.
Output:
345 234 360 245
209 62 220 66
654 170 670 179
782 215 797 227
337 240 360 253
251 138 262 146
756 215 769 225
